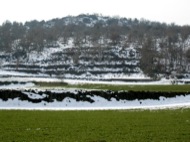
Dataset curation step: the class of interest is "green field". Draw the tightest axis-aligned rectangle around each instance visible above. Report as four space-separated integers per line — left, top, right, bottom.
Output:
35 82 190 92
0 109 190 142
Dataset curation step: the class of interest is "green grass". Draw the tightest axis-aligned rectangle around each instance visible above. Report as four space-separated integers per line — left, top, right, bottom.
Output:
68 84 190 92
34 81 68 87
0 109 190 142
34 81 190 92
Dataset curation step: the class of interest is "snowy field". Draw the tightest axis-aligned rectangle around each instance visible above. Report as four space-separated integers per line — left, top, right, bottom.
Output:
0 93 190 111
0 81 190 110
0 69 190 110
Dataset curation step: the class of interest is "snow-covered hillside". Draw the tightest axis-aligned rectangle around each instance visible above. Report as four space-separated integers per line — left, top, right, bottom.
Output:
0 38 146 80
1 14 190 81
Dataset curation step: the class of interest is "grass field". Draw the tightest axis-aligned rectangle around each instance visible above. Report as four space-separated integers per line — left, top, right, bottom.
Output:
0 109 190 142
35 82 190 92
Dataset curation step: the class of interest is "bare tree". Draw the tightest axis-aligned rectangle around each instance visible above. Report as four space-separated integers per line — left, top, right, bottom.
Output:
140 37 158 78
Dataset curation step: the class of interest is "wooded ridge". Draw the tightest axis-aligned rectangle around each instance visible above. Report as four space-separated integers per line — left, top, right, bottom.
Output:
0 14 190 79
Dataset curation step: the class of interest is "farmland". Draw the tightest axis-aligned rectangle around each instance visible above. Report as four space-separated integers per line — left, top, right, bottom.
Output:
0 109 190 142
0 82 190 110
0 10 190 142
35 81 190 92
0 82 190 141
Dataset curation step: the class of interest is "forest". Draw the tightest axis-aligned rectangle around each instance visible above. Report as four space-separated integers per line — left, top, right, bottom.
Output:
0 14 190 78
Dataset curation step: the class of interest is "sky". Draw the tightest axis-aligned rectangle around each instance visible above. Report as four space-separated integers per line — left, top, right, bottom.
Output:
0 0 190 26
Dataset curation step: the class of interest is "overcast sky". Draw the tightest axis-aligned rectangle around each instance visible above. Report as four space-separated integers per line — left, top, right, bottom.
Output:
0 0 190 25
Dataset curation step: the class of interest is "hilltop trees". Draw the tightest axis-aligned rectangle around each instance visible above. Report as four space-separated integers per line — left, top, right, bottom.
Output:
140 37 158 78
0 21 13 52
0 14 190 77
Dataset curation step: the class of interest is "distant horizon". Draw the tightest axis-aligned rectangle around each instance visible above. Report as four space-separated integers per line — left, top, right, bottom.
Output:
0 0 190 26
0 13 189 27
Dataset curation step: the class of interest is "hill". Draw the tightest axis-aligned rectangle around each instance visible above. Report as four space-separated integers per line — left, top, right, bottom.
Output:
0 14 190 80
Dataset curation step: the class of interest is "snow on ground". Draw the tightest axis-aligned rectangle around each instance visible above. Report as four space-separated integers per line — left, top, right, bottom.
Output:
27 40 74 62
0 89 189 110
0 82 35 89
64 78 173 85
0 77 174 88
22 91 47 99
0 69 189 110
0 90 190 110
0 69 172 85
103 73 150 79
1 69 187 85
0 76 60 83
0 70 37 77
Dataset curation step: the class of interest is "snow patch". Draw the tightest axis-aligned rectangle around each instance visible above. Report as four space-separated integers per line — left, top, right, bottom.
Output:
0 91 190 110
